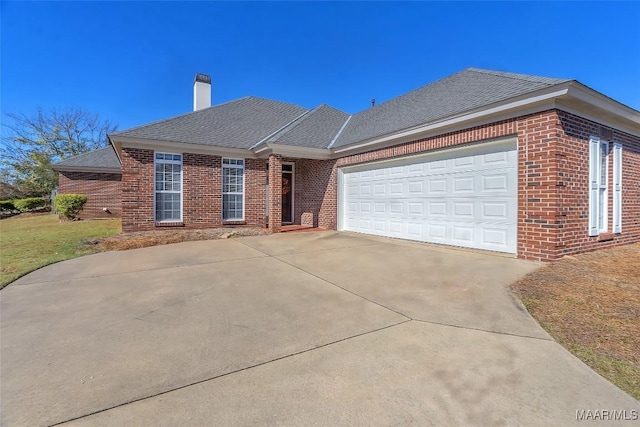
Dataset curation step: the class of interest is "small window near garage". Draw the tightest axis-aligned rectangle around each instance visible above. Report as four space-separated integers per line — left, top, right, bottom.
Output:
588 137 622 236
612 143 623 233
222 158 244 220
155 153 182 222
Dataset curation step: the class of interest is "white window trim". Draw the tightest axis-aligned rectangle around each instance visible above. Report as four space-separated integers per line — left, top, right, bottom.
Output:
154 152 183 223
613 143 623 233
222 158 245 221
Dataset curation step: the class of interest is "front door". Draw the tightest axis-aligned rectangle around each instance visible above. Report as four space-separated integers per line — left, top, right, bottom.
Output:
281 164 293 223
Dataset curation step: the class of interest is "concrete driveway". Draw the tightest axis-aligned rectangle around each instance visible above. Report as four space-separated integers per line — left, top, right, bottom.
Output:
1 231 637 426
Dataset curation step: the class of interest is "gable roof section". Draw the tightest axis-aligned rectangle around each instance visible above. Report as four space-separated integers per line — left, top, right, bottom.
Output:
332 68 571 148
53 146 121 173
266 104 351 149
111 96 309 149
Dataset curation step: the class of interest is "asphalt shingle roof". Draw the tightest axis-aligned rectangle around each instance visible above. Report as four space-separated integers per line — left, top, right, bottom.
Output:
332 68 571 148
268 104 350 149
54 146 121 170
111 96 309 149
110 68 573 152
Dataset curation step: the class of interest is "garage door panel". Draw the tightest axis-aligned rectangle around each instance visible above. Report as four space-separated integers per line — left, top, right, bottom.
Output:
373 183 386 195
341 141 517 254
454 155 476 169
428 159 448 173
452 225 474 245
407 202 424 215
428 200 447 216
428 178 447 193
482 150 510 166
482 227 510 248
408 180 424 194
481 201 510 221
427 223 448 240
453 176 475 193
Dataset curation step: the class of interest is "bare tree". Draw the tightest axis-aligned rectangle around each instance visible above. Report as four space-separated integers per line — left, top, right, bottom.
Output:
1 107 117 196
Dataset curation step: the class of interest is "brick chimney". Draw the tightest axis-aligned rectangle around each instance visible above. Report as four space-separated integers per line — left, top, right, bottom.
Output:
193 73 211 111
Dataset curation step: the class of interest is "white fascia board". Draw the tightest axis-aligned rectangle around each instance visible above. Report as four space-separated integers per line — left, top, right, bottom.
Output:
53 166 122 174
255 143 333 160
567 82 640 125
555 101 640 138
107 137 122 165
112 135 257 158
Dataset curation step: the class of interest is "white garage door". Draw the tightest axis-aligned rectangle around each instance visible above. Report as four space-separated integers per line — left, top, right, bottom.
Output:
339 139 518 253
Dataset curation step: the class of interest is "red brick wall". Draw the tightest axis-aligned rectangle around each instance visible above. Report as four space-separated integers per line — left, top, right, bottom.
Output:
121 147 267 232
245 158 267 227
296 159 338 229
121 148 155 231
58 171 121 219
554 111 640 256
182 153 222 228
268 155 282 232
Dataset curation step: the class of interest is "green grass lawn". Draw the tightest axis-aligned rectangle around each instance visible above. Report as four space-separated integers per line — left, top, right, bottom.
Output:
0 215 121 288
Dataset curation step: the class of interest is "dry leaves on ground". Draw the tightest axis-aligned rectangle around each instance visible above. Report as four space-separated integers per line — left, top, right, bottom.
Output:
512 243 640 366
98 228 269 251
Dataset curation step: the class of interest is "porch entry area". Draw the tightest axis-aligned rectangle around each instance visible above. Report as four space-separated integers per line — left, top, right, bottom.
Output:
265 161 295 227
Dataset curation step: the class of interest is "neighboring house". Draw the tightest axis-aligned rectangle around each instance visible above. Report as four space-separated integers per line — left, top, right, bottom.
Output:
52 146 122 218
107 69 640 261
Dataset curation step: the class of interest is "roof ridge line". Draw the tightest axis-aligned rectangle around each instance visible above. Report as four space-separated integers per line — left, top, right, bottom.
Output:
327 115 352 149
248 109 312 149
267 104 327 144
467 67 568 85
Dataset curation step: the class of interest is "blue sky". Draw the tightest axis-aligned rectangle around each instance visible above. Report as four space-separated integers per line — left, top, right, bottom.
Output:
2 1 639 132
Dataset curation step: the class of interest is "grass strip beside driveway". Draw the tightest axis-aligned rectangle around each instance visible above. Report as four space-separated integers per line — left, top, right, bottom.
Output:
512 243 640 400
0 215 120 288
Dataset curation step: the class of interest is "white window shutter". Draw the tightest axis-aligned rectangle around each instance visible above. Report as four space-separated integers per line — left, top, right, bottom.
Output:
588 137 600 236
613 143 622 233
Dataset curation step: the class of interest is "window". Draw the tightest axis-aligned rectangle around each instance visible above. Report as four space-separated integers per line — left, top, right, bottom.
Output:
155 153 182 222
613 143 622 233
222 158 244 220
588 138 608 235
589 137 622 236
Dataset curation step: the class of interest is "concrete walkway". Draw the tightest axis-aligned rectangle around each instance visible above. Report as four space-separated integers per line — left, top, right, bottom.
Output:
1 231 637 426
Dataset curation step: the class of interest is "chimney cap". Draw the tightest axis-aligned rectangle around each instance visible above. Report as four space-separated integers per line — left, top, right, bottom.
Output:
195 73 211 84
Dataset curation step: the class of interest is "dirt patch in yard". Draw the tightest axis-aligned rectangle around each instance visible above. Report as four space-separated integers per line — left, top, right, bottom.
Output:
512 243 640 399
99 227 269 251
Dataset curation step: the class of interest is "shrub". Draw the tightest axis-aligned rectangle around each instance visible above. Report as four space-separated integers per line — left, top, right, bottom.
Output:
0 200 16 212
13 197 47 212
54 194 87 220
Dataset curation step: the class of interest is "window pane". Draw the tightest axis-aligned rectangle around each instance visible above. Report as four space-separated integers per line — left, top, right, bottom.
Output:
155 154 182 222
222 161 244 220
600 146 607 183
598 188 606 230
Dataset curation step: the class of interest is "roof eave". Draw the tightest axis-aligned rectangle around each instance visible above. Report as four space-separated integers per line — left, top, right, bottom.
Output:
253 143 333 160
110 135 257 158
53 165 122 174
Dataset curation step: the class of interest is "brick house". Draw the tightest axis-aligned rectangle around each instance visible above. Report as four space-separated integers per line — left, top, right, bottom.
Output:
106 69 640 261
53 146 122 219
